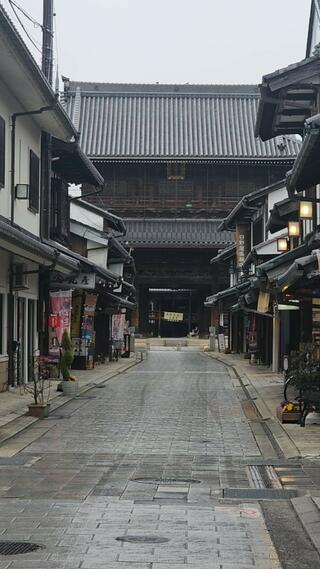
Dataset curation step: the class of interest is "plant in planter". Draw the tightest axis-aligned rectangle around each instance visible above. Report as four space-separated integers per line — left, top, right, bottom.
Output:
25 355 51 418
61 330 78 396
285 351 320 426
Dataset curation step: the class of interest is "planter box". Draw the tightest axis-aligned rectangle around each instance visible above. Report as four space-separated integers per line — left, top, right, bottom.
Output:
62 381 79 397
276 405 301 424
28 403 50 419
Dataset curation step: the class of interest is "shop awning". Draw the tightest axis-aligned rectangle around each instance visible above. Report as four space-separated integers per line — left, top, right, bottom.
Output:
108 236 133 263
266 197 299 234
47 240 120 285
205 280 252 309
210 245 236 265
288 115 320 192
273 249 320 291
0 218 78 274
51 137 104 186
103 290 137 310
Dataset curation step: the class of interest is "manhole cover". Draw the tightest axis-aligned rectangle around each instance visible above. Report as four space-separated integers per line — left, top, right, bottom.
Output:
133 477 200 485
0 542 43 555
223 488 299 500
116 535 169 544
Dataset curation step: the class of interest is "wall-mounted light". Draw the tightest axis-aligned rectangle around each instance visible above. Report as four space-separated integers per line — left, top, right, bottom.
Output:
277 237 289 252
288 221 300 237
299 201 313 219
15 184 29 199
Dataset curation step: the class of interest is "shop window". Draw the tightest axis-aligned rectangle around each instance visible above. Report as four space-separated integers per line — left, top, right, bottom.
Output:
29 149 40 212
167 163 186 180
0 116 5 189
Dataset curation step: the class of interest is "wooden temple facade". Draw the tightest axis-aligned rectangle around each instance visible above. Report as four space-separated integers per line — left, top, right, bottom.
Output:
64 82 300 337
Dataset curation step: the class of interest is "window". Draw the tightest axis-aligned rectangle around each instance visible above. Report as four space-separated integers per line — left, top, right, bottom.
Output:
0 116 5 188
29 149 40 212
50 177 70 243
167 163 186 180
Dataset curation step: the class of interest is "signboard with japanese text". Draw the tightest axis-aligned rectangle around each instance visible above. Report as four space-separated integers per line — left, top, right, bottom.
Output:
163 311 184 322
50 271 96 290
235 223 250 269
48 290 72 355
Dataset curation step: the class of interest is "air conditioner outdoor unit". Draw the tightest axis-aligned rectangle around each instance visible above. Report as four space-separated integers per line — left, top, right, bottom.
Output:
13 263 29 290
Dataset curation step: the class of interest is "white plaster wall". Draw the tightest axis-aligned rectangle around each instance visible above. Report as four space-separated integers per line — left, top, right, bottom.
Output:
0 79 41 235
87 239 108 269
70 202 104 232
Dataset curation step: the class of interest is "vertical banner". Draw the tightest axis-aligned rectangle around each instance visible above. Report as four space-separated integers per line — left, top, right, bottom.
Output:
49 290 72 355
71 291 83 338
235 223 250 268
112 313 125 341
81 294 97 342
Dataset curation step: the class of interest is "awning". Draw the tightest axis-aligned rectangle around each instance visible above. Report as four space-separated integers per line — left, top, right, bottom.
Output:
46 240 120 285
205 280 252 309
51 137 104 186
103 290 137 310
288 115 320 192
0 219 78 274
210 245 236 265
266 197 299 234
108 236 133 263
273 249 320 291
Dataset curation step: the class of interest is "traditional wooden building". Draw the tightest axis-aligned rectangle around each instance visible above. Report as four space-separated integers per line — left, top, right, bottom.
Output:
64 82 300 336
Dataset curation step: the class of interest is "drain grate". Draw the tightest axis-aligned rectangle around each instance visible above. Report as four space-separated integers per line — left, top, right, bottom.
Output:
223 488 298 500
116 535 169 544
248 465 282 489
76 395 96 399
46 415 71 420
133 477 200 485
94 384 106 388
0 541 43 556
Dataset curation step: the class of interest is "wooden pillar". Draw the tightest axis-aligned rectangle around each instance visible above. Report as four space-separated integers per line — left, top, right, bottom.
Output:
272 306 280 373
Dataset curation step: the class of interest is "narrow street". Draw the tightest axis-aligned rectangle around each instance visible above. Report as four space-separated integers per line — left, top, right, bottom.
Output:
0 349 319 568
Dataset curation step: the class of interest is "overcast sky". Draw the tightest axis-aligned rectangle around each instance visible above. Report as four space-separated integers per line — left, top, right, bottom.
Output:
2 0 311 85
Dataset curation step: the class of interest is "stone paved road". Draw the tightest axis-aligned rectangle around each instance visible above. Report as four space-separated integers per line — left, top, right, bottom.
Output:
0 350 315 568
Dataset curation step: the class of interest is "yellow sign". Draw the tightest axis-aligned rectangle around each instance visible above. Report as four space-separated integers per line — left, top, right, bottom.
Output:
163 311 184 322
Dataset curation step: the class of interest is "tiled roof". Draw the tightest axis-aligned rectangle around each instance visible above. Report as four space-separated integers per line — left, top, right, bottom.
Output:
123 218 233 247
65 82 301 161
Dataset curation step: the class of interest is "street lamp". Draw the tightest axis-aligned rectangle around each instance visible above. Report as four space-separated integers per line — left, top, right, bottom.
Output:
288 221 300 237
277 237 289 252
299 201 313 220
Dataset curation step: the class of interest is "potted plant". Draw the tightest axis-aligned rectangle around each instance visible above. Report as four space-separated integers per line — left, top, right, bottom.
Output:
26 354 51 418
283 351 320 426
61 330 79 396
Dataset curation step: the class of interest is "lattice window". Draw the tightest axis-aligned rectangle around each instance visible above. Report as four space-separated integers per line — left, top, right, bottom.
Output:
167 163 186 180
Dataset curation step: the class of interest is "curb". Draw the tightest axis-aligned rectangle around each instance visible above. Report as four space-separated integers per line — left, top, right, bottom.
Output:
291 496 320 554
0 357 140 449
206 352 300 460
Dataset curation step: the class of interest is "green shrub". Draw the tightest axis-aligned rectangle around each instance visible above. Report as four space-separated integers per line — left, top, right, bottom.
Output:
61 330 74 381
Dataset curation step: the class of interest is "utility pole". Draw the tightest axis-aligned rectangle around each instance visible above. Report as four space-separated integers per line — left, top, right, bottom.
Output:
42 0 54 86
40 0 54 357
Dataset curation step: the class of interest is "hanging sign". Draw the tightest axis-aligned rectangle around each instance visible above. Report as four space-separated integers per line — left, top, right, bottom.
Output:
163 311 184 322
50 272 96 290
257 291 270 313
235 223 250 268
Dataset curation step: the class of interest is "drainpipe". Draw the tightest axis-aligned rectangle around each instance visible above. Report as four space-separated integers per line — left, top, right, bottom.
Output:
8 105 55 387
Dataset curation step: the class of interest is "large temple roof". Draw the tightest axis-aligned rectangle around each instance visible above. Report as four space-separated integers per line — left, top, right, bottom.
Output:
64 82 301 162
123 218 233 248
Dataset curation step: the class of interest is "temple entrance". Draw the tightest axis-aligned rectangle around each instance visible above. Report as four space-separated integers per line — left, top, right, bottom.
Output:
148 288 200 338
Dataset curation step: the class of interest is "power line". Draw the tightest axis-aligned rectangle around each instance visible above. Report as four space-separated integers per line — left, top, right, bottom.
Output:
8 0 42 54
9 0 43 30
